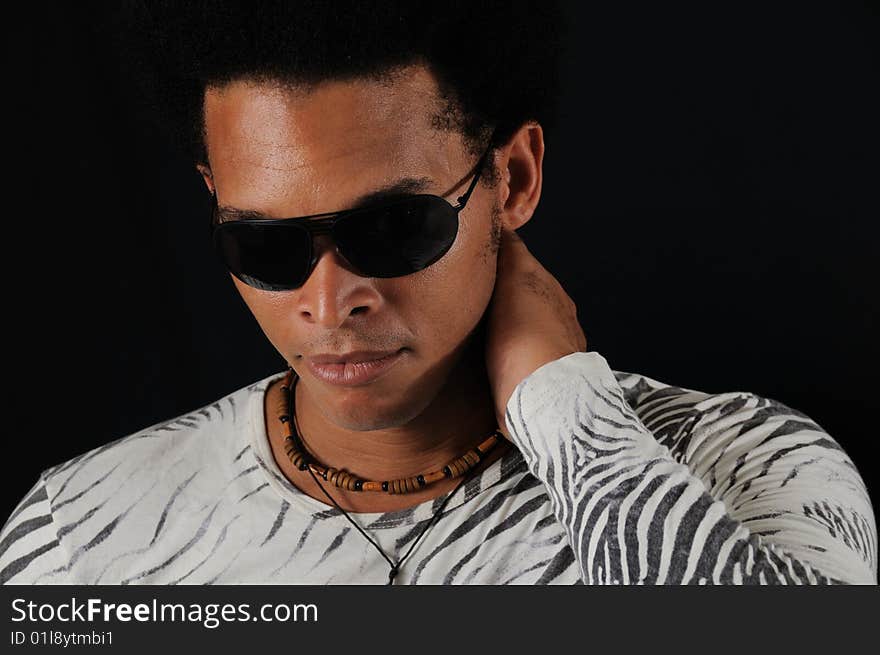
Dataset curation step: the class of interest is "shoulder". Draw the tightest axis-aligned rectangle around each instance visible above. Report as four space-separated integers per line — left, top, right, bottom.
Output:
0 475 63 584
39 377 255 502
0 371 283 584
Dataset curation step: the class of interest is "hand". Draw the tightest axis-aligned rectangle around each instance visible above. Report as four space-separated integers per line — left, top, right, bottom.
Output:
484 229 588 439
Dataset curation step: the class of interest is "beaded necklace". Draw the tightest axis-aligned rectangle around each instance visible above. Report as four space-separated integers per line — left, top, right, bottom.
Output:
278 368 504 584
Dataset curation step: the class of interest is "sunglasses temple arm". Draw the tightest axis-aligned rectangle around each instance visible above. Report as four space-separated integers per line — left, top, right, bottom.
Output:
454 133 495 209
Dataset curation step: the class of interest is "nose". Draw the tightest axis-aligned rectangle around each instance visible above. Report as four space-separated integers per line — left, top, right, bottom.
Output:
295 235 380 329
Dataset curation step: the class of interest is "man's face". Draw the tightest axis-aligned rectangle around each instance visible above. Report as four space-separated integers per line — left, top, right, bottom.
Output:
201 64 503 431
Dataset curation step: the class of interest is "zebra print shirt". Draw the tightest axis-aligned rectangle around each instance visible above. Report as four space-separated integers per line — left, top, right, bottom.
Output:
1 352 876 584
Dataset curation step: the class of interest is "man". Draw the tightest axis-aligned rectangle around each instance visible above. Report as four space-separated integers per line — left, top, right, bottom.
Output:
1 1 876 585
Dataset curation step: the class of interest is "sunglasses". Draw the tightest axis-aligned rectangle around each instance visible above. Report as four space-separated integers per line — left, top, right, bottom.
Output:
209 139 494 291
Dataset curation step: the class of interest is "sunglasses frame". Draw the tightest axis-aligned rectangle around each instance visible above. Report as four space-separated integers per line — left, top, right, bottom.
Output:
209 136 495 290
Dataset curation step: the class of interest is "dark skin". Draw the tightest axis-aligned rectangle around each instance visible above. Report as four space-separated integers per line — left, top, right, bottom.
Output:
197 63 586 514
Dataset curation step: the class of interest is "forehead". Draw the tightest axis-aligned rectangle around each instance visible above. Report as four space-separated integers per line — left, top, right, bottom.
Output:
202 64 464 215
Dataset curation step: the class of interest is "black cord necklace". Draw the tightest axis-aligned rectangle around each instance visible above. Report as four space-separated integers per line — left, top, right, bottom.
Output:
285 372 486 585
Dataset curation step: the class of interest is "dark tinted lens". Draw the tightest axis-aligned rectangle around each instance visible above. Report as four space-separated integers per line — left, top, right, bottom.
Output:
333 196 458 277
213 221 311 291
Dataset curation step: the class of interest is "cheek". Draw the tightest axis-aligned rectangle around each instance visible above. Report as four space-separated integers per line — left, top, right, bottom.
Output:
399 208 498 346
232 277 293 350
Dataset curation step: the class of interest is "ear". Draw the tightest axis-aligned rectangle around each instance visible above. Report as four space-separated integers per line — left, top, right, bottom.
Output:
496 122 544 231
196 164 216 195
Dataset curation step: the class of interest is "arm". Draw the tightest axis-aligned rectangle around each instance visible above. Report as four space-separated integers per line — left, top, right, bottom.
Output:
504 351 878 584
0 474 69 584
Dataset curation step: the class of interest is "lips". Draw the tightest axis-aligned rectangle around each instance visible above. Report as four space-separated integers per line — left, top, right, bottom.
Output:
305 349 405 386
307 350 401 365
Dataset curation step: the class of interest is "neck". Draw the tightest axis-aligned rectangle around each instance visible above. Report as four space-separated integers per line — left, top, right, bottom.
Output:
264 327 508 513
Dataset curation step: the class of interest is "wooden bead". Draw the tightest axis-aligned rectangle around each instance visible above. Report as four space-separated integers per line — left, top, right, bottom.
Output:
424 471 445 485
448 459 465 478
337 471 355 491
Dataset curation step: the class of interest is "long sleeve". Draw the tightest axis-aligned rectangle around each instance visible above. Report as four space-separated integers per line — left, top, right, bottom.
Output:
0 475 70 584
504 351 878 584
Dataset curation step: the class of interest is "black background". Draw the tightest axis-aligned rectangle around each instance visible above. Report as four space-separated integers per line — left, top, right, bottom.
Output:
6 2 878 521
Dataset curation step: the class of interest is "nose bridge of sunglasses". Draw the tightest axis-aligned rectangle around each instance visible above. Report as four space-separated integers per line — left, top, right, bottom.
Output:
299 216 341 266
308 232 363 278
306 217 335 237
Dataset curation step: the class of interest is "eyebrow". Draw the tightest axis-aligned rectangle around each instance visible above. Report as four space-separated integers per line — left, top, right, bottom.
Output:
215 176 433 223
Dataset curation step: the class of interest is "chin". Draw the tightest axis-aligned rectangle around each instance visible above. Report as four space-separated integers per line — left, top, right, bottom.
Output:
321 397 425 432
305 376 434 432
